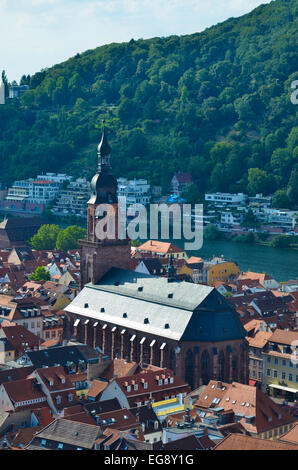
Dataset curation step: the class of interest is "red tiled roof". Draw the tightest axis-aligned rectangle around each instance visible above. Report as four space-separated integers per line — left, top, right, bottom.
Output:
2 324 44 355
87 380 108 399
2 378 47 409
195 380 296 435
214 433 298 450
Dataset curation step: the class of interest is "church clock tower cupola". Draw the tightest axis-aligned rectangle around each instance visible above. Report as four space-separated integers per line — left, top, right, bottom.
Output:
89 126 118 205
79 126 132 288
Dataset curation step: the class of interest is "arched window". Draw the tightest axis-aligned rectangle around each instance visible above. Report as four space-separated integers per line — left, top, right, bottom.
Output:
142 340 151 366
232 356 238 381
185 349 194 389
201 350 210 385
170 348 176 375
218 350 225 382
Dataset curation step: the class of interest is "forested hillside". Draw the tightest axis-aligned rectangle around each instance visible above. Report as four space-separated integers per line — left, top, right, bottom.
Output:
0 0 297 207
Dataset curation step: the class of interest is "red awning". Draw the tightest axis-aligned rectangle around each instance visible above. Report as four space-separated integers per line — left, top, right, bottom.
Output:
249 380 257 387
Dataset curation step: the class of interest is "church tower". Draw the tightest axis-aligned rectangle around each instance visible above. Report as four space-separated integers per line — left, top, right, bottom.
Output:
79 126 132 288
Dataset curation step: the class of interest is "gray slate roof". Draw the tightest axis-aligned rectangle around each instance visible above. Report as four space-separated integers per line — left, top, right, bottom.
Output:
65 268 246 343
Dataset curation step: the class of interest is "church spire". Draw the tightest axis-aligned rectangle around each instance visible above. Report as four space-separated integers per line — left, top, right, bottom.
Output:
97 124 111 170
88 124 118 205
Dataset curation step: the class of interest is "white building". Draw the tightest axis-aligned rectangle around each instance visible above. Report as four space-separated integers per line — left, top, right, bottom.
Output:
117 178 150 216
248 193 272 208
205 193 247 205
253 208 297 229
220 211 244 226
51 178 91 218
27 180 60 205
9 85 29 99
36 173 72 185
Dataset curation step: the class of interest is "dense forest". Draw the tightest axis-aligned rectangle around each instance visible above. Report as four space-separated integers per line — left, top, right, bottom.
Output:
0 0 297 207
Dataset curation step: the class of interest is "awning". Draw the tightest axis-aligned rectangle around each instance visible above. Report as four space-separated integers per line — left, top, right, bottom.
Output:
268 384 298 394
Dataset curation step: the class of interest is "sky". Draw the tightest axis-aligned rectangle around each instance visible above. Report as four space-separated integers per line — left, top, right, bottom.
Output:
0 0 271 82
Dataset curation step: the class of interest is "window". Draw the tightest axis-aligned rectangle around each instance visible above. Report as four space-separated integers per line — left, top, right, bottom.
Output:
274 358 278 365
282 372 286 380
266 369 271 376
282 360 286 366
68 394 73 402
267 357 271 363
273 370 278 378
289 374 293 382
134 384 138 391
57 443 63 450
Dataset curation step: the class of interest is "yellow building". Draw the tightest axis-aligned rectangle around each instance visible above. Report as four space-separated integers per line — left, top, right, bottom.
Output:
205 259 240 286
262 329 298 402
0 338 15 363
178 257 204 283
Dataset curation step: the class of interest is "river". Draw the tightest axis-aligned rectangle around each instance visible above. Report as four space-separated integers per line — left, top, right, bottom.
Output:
159 238 298 282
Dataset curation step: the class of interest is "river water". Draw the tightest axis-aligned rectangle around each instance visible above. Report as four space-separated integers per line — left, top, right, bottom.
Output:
160 238 298 282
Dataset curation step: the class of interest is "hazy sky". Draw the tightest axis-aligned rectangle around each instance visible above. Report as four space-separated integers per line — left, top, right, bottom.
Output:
1 0 271 82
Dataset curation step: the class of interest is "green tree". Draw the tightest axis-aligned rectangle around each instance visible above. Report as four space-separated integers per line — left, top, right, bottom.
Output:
56 225 86 251
204 223 221 240
29 224 61 250
270 234 291 248
29 266 51 282
247 168 273 196
272 190 291 209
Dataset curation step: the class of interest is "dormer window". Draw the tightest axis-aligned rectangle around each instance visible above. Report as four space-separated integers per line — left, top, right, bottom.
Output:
127 386 131 392
158 380 162 386
134 384 138 391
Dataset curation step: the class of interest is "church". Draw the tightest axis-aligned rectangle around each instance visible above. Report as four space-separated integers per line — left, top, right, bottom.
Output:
64 128 248 389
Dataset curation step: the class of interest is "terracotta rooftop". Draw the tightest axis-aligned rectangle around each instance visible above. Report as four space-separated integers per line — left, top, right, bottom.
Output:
195 380 296 435
136 240 184 254
101 358 138 382
246 330 272 349
268 328 298 346
214 433 298 450
279 423 298 445
87 379 108 399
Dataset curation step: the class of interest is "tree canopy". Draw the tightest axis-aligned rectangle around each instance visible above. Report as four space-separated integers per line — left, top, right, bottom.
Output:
0 0 297 207
29 224 86 250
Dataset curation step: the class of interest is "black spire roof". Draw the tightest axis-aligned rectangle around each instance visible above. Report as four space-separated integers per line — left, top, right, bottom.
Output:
88 126 118 205
97 126 111 158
